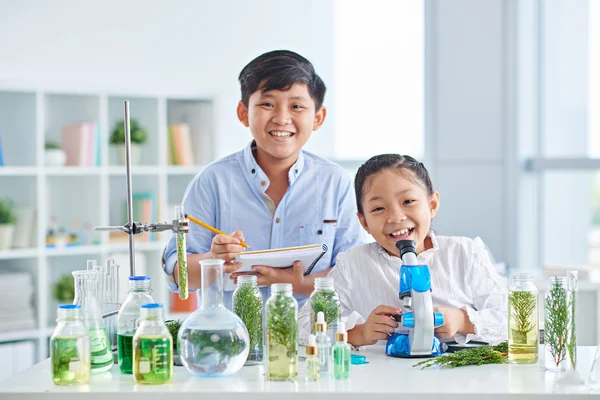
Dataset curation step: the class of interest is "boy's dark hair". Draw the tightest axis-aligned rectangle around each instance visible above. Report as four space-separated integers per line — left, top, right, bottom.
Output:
238 50 326 110
354 154 434 214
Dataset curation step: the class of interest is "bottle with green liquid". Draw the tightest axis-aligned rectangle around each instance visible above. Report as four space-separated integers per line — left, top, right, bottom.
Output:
332 321 351 380
73 269 114 373
508 273 539 363
133 303 173 384
116 276 154 374
50 304 91 385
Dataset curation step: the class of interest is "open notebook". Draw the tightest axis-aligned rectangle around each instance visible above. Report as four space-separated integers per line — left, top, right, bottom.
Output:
234 243 328 275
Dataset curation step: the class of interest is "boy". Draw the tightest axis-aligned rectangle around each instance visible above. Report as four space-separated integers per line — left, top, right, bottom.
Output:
162 50 365 309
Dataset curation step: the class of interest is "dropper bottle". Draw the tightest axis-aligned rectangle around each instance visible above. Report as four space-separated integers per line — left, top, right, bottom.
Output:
314 311 331 373
305 334 320 381
332 321 351 380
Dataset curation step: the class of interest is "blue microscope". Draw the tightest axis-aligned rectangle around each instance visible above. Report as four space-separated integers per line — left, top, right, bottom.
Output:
385 240 445 358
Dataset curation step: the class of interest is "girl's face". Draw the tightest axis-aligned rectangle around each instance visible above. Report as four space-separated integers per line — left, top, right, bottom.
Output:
358 168 440 257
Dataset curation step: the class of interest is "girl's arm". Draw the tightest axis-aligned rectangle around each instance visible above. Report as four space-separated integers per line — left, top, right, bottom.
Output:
458 237 508 345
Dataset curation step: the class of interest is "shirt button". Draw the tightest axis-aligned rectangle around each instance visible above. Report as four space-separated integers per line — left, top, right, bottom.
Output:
261 180 266 186
317 229 323 235
251 169 256 174
275 218 281 223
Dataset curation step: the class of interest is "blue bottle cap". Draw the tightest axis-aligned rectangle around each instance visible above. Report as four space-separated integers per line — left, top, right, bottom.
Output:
129 276 150 281
58 304 81 309
141 303 163 308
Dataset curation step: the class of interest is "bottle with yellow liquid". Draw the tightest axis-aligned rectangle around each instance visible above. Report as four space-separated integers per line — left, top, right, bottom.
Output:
265 283 298 381
133 303 173 384
508 273 539 363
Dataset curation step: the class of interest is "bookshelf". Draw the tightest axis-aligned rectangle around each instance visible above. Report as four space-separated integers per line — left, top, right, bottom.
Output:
0 89 213 363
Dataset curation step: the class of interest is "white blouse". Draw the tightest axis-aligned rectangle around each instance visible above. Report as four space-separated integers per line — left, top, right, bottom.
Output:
299 232 508 346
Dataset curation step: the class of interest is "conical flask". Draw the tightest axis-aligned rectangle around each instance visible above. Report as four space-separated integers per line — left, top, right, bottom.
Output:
72 269 114 373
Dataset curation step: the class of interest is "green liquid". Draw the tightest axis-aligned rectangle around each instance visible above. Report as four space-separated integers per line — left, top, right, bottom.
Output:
332 343 350 380
89 328 114 373
51 336 91 385
117 333 135 374
133 335 173 384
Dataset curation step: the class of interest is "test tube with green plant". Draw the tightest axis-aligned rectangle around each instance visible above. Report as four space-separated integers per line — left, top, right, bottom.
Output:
175 206 188 300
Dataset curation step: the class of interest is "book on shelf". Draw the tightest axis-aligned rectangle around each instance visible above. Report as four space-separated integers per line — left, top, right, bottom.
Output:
61 121 100 166
111 192 157 243
168 123 195 166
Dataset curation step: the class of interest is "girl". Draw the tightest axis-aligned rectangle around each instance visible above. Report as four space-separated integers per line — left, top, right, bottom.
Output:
299 154 507 347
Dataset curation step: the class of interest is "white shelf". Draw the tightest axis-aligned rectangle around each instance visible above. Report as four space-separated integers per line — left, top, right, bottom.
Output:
166 166 205 175
44 167 102 176
107 166 161 175
107 241 166 253
0 248 39 260
0 167 38 176
0 329 41 343
44 245 104 257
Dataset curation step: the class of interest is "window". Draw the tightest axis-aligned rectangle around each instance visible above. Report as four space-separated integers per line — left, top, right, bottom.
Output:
333 0 424 163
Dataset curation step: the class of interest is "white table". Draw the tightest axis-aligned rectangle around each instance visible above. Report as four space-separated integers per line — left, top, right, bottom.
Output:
1 345 598 399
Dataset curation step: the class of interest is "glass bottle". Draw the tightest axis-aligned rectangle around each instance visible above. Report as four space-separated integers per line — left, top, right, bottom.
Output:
117 276 154 374
50 304 91 385
72 269 113 374
175 205 189 300
305 334 319 381
332 321 351 380
544 276 571 371
266 283 298 381
178 259 250 377
314 311 331 373
309 277 340 344
507 272 539 363
566 269 578 369
133 303 173 384
232 275 263 365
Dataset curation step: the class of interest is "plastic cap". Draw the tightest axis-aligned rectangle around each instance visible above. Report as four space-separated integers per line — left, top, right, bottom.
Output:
141 303 163 309
317 311 325 324
58 304 80 309
308 334 316 347
337 321 346 333
129 276 150 281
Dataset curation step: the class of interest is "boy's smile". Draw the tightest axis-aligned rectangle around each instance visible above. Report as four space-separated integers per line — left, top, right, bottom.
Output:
237 83 326 168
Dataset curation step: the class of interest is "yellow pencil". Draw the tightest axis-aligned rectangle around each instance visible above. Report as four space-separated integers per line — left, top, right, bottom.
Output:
185 214 250 249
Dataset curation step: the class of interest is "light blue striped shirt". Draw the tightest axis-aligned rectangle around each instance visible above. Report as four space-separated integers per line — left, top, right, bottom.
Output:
163 141 366 309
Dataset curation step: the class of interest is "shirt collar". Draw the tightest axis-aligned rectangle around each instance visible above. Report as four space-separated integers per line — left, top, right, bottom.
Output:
242 140 306 191
376 230 439 262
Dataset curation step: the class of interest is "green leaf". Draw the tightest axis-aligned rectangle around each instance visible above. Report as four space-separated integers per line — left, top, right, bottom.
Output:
109 119 148 145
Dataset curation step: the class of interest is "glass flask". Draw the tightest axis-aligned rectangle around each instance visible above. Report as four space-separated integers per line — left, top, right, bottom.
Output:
117 276 154 374
309 277 340 344
507 272 539 363
133 303 173 384
544 276 573 371
72 269 114 374
265 283 298 381
50 304 91 385
178 259 250 377
232 275 263 365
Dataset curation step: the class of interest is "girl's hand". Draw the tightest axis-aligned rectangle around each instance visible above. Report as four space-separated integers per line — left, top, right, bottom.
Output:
349 305 400 346
433 306 475 338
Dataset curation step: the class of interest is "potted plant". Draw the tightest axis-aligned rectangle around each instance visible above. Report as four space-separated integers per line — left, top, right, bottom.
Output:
44 141 67 166
52 274 75 303
109 119 148 165
0 198 16 250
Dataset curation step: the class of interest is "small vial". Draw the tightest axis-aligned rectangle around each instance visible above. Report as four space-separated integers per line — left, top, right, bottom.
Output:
332 321 351 380
305 334 320 381
315 311 331 373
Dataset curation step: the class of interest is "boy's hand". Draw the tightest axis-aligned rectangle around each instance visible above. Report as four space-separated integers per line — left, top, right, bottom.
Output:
230 261 304 288
433 306 474 338
211 230 244 274
349 305 400 346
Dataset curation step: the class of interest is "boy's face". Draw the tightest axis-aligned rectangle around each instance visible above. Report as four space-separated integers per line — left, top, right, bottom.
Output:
237 83 326 166
358 169 440 257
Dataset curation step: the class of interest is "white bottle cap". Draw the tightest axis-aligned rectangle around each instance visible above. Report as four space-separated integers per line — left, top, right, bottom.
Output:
337 321 345 333
317 311 325 324
306 334 318 355
308 334 316 347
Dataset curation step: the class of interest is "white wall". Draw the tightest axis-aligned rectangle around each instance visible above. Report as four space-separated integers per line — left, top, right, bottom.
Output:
0 0 336 158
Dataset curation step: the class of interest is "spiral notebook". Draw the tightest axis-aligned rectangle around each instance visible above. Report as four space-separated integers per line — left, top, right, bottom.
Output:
235 243 328 275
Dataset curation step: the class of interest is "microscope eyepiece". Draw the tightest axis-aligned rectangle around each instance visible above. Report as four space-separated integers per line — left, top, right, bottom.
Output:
396 240 417 259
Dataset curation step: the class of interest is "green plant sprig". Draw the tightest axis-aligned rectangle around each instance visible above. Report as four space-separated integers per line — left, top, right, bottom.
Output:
545 280 569 368
267 293 297 357
311 290 340 328
509 291 536 335
233 283 263 355
413 342 508 369
165 319 182 350
109 119 148 145
0 198 16 225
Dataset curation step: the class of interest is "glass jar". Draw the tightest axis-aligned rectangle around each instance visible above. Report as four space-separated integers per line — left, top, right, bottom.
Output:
507 272 539 363
133 303 173 384
544 276 572 371
50 304 91 385
566 269 578 369
309 277 340 344
178 259 250 377
266 283 298 381
232 275 263 365
72 269 113 374
117 276 155 374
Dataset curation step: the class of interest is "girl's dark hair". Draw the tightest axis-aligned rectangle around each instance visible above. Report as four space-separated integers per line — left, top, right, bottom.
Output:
238 50 326 110
354 154 434 214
